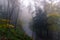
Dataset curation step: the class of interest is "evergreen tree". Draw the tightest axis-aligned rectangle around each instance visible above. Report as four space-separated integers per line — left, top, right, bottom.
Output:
33 8 48 40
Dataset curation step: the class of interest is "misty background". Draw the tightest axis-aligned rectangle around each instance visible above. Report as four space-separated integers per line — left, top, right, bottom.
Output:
0 0 60 40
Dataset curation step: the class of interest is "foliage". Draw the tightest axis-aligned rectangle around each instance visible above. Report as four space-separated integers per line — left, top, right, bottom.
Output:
0 19 32 40
47 13 60 31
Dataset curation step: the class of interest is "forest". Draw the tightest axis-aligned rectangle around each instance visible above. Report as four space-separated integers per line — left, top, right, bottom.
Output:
0 0 60 40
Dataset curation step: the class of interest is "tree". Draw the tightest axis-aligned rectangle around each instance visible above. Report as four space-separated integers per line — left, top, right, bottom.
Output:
44 0 60 40
33 8 47 40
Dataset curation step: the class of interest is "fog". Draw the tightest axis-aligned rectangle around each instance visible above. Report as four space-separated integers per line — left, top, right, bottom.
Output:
18 0 45 38
0 0 60 40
